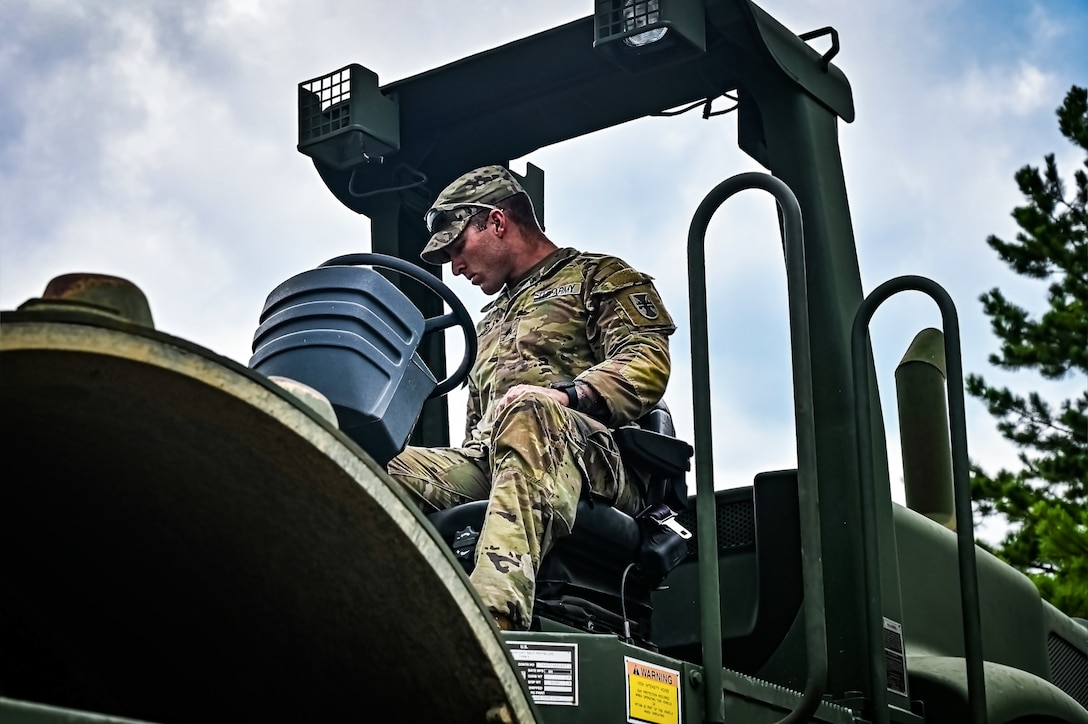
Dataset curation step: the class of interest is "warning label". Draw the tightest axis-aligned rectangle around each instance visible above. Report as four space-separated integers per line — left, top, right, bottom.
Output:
507 641 578 706
883 617 908 697
625 657 681 724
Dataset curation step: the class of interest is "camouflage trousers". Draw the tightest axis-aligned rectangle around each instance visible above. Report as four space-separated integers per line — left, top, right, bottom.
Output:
386 388 643 630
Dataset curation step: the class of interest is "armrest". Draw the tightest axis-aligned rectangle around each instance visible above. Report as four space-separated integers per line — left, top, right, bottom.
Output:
612 427 693 476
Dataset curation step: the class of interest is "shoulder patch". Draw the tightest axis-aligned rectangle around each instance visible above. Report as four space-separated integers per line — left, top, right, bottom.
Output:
613 285 674 328
627 292 660 320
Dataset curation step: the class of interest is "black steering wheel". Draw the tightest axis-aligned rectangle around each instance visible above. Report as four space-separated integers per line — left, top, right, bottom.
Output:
320 253 476 398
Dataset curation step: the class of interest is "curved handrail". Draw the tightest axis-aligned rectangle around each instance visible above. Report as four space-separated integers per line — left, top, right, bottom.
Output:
850 275 987 724
687 172 828 723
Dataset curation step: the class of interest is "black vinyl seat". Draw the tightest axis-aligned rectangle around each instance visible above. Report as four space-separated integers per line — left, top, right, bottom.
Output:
426 401 694 647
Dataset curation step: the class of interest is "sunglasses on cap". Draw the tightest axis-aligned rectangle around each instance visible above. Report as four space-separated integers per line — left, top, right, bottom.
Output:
424 204 502 234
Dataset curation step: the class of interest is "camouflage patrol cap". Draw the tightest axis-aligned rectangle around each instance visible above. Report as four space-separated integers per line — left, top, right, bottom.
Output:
420 165 525 264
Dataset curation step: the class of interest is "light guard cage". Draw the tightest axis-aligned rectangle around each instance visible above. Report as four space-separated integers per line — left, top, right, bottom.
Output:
593 0 706 69
297 64 400 170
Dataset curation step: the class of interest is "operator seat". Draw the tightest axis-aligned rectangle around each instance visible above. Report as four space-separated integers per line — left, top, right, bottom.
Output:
426 401 694 648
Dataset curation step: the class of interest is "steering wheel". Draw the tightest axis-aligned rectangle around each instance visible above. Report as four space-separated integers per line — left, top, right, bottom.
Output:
320 253 476 398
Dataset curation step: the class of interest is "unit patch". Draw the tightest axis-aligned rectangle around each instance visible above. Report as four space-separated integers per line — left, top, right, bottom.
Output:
629 292 659 320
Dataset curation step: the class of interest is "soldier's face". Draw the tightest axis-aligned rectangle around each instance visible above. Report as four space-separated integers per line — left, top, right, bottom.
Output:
448 212 513 295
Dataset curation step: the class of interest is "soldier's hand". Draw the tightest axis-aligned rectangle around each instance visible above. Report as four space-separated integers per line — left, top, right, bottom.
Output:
494 384 569 418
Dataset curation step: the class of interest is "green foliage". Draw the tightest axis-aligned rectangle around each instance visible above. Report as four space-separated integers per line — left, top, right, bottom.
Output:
967 85 1087 619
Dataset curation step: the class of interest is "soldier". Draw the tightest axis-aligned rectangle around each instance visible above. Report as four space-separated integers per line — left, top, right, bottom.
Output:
386 165 675 631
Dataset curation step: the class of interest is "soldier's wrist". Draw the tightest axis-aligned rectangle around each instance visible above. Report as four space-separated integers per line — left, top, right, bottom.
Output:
551 379 607 419
575 381 608 419
550 380 579 408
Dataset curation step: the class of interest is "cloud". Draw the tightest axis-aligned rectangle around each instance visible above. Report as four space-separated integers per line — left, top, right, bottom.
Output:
949 62 1056 117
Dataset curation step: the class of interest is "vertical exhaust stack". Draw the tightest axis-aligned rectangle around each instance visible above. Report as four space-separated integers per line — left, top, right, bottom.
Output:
895 327 956 529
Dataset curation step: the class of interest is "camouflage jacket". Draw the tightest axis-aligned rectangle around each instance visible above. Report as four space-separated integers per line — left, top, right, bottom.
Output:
463 247 675 450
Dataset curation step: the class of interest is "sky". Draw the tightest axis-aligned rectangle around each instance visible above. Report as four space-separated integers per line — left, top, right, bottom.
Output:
2 1 1086 541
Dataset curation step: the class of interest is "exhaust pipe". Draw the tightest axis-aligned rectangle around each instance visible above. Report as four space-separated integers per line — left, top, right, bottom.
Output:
895 327 955 529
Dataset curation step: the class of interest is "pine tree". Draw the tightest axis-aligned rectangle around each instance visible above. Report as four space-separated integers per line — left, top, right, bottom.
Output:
967 85 1088 619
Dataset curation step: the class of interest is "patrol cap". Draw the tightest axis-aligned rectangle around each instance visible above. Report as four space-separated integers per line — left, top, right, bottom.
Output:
420 165 525 264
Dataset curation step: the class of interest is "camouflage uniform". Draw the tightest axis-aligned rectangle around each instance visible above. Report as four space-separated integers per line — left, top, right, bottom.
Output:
387 166 675 629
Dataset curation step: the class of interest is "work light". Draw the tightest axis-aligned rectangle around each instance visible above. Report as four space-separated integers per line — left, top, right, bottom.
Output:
297 64 399 170
593 0 706 70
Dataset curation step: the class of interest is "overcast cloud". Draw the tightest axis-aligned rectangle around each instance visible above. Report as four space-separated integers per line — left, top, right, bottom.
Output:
2 1 1085 540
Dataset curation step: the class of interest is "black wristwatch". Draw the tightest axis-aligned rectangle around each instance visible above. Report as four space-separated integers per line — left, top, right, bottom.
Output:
550 380 579 410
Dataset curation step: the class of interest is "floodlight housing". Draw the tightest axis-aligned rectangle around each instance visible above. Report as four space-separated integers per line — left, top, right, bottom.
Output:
593 0 706 71
297 64 399 170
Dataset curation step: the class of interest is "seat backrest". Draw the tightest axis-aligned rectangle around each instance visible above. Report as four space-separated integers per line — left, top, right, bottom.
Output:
635 400 676 436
